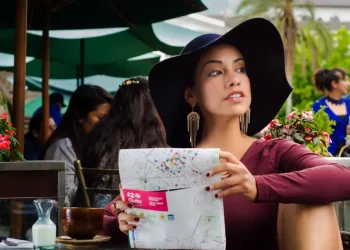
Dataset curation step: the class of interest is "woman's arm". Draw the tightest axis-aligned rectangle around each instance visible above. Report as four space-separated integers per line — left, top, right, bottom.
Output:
44 139 78 205
255 139 350 204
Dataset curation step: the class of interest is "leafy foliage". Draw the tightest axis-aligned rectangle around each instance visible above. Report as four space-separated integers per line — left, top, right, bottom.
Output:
263 108 335 156
236 0 333 115
277 26 350 118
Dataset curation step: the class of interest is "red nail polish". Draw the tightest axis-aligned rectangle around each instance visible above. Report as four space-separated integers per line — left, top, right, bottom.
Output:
205 186 210 191
215 194 218 198
133 226 137 229
134 217 140 222
127 203 133 208
206 173 210 177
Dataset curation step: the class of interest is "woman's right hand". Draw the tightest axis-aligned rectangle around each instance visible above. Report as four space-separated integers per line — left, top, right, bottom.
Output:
112 200 140 235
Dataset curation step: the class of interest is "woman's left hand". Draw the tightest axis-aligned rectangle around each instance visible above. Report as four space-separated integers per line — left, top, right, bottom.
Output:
206 151 257 201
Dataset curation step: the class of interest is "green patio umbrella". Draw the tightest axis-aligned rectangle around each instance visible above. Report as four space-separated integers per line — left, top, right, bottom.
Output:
0 0 206 30
0 23 187 65
0 55 160 79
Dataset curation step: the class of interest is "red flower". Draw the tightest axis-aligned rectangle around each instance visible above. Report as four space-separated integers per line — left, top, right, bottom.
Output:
7 121 12 127
5 129 14 136
263 134 272 141
1 112 7 120
305 136 312 141
305 127 311 133
0 134 11 151
269 119 280 128
322 131 332 143
286 111 296 120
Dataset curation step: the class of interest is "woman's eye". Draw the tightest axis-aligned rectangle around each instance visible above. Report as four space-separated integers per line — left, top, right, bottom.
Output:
208 70 222 76
236 67 246 73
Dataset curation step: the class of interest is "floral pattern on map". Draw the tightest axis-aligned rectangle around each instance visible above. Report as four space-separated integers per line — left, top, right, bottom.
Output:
119 148 221 191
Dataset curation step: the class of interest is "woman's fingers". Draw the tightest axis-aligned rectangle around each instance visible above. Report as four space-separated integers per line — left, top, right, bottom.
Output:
118 212 140 224
207 162 239 177
112 200 133 215
115 201 140 234
214 184 246 199
219 151 240 164
119 223 137 233
207 174 241 191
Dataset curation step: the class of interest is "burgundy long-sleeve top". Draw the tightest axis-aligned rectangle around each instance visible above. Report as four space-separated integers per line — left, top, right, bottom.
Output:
103 139 350 249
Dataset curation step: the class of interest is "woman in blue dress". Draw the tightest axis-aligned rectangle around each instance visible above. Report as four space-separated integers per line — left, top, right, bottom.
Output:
312 67 350 156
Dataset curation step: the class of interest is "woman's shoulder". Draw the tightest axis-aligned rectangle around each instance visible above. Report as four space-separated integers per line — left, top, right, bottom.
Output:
253 138 299 150
249 138 305 159
312 97 326 110
44 137 74 159
50 137 73 149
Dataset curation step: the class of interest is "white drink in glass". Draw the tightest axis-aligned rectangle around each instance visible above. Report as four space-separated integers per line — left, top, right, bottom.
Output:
32 224 56 249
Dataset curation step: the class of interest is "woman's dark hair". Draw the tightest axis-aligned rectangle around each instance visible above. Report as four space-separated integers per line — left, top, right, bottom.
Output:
40 84 113 159
82 77 167 179
82 77 167 172
314 67 347 92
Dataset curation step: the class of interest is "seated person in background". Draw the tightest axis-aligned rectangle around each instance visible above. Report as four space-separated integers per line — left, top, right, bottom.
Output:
312 67 350 156
81 77 167 208
33 92 67 125
40 85 113 206
24 114 56 160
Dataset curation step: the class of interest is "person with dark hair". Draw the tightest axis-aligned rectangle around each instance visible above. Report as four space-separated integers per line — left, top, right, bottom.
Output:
41 85 113 206
106 18 350 249
312 67 350 155
81 77 167 208
24 115 56 160
33 92 67 125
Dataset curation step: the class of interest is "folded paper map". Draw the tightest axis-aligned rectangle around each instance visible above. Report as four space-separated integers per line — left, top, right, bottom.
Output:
119 148 226 249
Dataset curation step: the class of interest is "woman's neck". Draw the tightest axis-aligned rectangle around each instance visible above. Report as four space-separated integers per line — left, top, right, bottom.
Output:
197 117 256 160
328 92 343 100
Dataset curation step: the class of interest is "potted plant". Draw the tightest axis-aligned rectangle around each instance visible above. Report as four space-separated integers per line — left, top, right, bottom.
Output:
261 107 335 157
0 112 24 162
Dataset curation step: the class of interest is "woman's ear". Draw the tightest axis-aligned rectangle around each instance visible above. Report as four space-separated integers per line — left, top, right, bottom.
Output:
331 80 338 90
184 88 197 107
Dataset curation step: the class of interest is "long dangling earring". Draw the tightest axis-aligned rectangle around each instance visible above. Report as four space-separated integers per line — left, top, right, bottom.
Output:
239 107 251 134
187 107 200 147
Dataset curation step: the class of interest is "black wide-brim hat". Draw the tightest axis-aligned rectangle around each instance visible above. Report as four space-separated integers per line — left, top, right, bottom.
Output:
149 18 292 148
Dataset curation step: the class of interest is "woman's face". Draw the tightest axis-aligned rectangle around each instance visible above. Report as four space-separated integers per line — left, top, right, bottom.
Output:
333 71 350 95
187 44 251 119
81 103 111 133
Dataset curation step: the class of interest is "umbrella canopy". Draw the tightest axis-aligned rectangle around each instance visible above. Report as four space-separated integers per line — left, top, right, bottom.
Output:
0 55 160 79
0 0 207 30
0 22 203 66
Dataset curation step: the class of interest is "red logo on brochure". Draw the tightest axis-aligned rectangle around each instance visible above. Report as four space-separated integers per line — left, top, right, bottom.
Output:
122 189 168 212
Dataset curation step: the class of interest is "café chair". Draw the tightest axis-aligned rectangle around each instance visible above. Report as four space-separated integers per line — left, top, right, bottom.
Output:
74 160 120 208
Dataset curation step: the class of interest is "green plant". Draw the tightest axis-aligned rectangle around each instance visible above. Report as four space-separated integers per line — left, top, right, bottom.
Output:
276 25 350 118
0 112 25 162
236 0 333 115
262 107 335 156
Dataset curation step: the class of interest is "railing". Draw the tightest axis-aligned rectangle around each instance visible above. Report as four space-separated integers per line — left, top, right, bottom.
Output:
325 157 350 231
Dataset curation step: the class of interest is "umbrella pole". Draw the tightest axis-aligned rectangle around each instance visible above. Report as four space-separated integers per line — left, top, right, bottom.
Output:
41 1 50 143
80 39 85 85
76 66 80 88
13 0 27 154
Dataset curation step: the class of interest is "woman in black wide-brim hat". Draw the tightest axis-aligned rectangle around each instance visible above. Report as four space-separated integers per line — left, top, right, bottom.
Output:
106 18 350 249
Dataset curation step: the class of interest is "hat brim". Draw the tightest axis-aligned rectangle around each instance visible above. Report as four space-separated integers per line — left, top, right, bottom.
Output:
149 18 292 147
